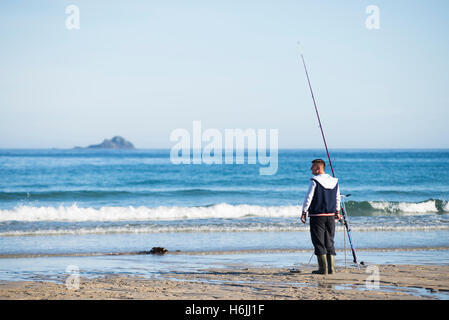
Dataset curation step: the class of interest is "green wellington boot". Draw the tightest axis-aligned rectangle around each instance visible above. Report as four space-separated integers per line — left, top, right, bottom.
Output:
327 254 335 274
312 254 328 275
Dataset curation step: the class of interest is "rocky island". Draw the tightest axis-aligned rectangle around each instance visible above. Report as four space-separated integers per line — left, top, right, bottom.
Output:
75 136 135 149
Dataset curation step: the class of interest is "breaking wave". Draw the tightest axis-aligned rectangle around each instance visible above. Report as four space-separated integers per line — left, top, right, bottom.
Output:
1 224 449 237
0 199 448 223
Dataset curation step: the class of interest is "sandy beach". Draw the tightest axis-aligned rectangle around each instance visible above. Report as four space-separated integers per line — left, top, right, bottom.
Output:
1 263 448 300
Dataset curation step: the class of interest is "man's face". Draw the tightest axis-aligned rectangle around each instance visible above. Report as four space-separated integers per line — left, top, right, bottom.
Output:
310 164 321 176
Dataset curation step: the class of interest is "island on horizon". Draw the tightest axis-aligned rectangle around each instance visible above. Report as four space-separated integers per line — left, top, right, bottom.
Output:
74 136 135 149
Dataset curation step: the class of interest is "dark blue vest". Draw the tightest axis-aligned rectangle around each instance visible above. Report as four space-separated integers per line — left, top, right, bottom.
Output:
309 179 338 215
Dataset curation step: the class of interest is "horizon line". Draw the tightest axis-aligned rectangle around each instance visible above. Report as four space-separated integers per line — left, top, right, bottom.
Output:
1 147 449 151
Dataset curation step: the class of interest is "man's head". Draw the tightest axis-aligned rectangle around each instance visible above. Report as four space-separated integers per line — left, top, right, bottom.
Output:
311 159 325 176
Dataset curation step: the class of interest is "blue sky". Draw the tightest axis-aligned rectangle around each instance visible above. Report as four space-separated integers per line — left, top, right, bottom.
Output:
0 0 448 148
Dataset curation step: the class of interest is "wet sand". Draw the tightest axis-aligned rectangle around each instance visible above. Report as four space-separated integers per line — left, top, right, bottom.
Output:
1 264 448 300
2 246 448 259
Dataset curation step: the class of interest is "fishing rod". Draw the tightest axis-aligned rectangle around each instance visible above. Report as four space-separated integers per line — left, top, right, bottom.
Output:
298 44 362 266
341 194 362 266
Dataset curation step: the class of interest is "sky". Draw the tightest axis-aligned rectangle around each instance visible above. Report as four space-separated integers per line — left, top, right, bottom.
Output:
0 0 448 149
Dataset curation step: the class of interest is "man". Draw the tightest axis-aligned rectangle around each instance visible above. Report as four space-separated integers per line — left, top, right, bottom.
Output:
301 159 341 274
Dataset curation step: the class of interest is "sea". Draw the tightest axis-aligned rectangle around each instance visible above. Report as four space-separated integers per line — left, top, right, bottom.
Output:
0 149 449 284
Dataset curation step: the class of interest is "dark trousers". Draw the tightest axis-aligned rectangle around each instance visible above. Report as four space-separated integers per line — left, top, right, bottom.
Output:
310 216 336 256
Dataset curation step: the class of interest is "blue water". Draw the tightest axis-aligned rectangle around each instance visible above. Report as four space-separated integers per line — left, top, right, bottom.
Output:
0 149 448 262
1 149 449 208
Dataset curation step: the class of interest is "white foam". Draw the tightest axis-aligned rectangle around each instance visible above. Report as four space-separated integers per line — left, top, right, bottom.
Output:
0 200 446 223
1 224 448 237
368 200 439 215
0 203 302 222
443 201 449 212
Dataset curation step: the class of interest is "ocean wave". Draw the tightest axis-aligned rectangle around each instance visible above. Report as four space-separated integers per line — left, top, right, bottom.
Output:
1 224 448 237
0 200 448 223
0 203 297 222
342 199 449 216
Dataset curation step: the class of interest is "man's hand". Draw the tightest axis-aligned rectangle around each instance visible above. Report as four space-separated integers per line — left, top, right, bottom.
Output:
335 211 342 221
301 212 307 224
